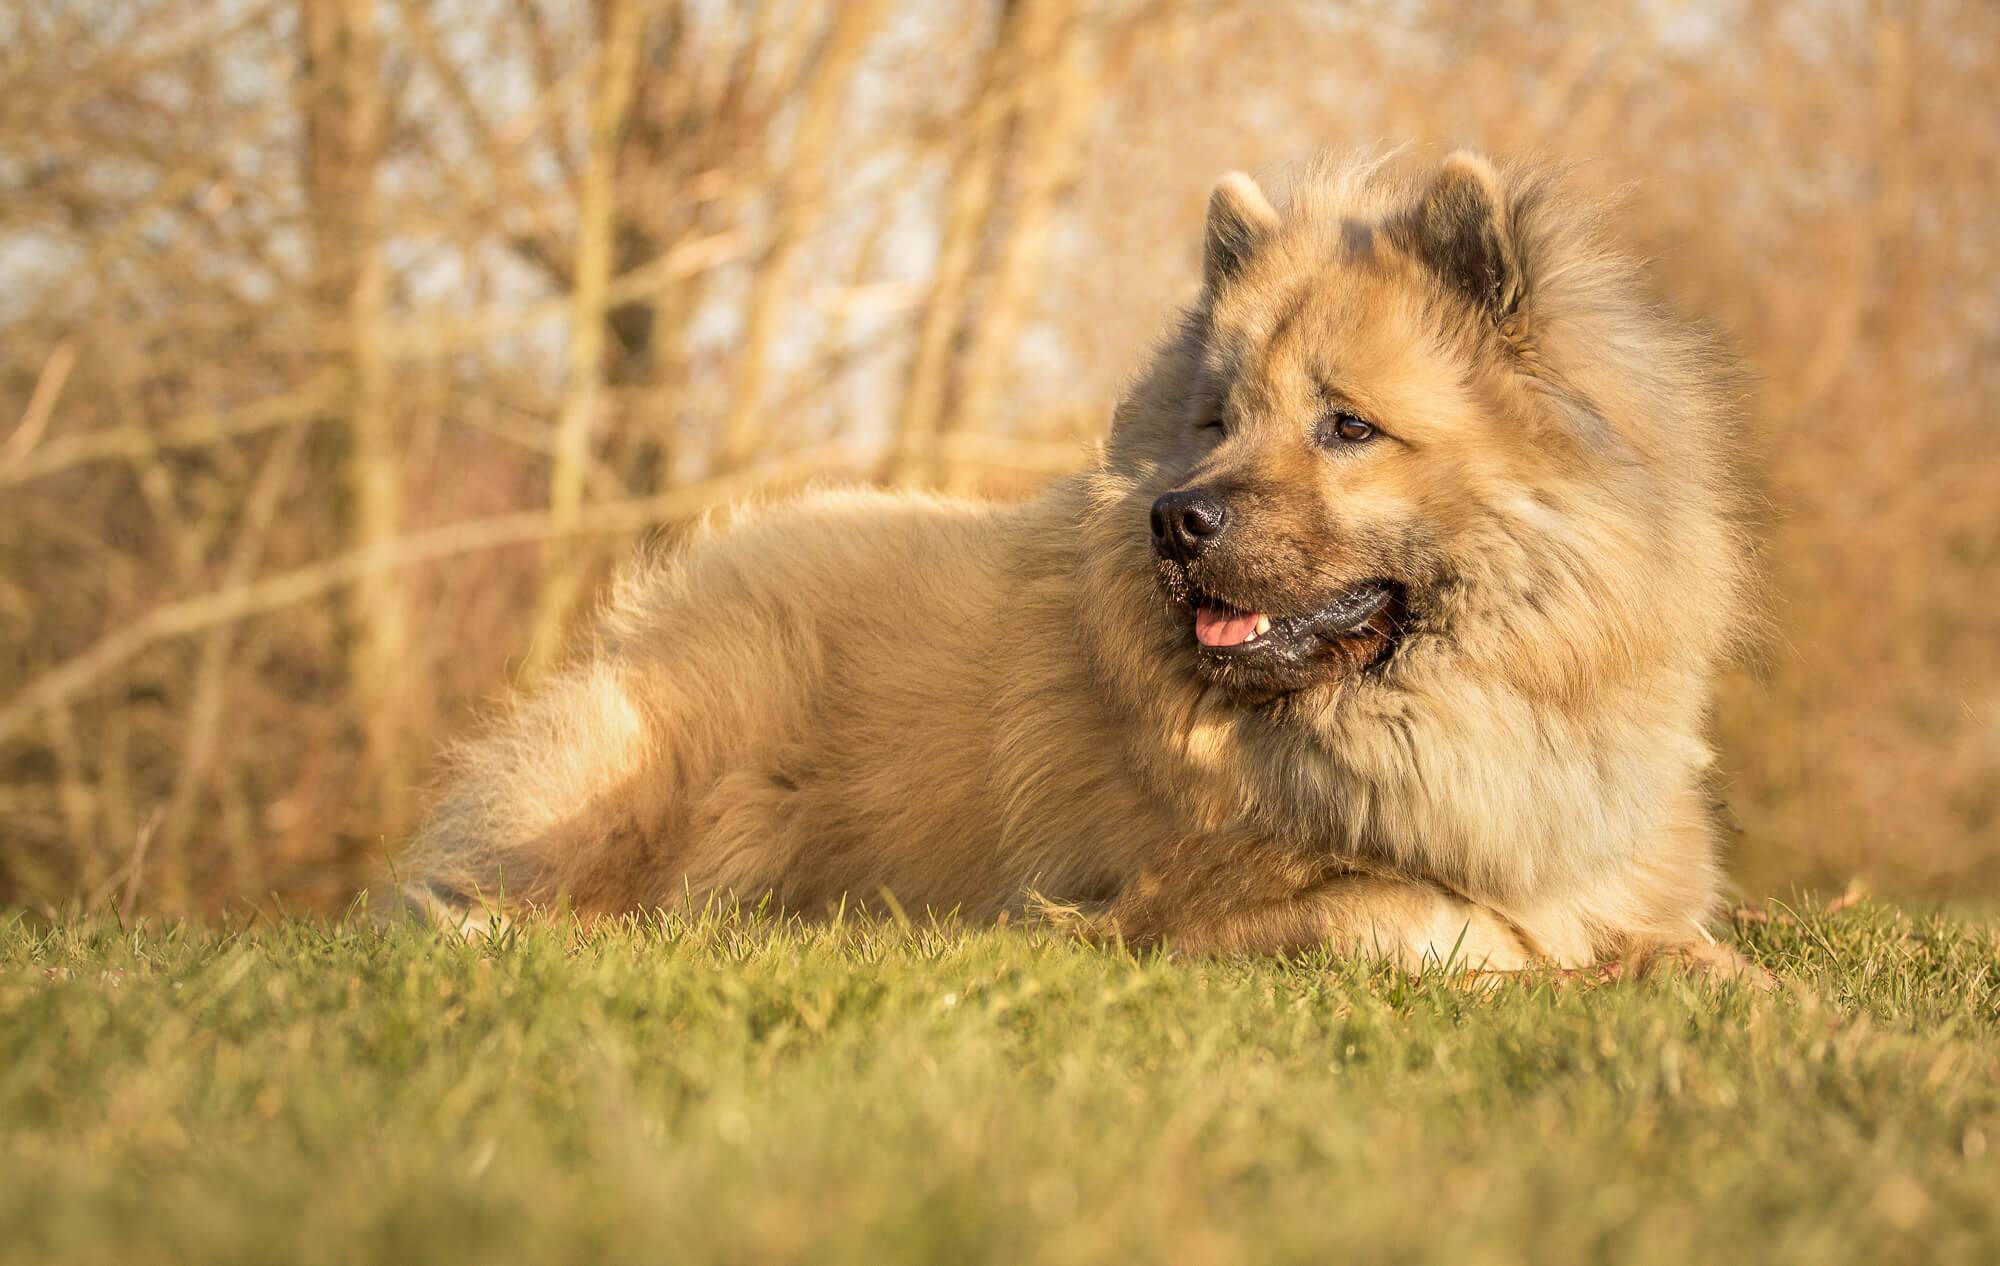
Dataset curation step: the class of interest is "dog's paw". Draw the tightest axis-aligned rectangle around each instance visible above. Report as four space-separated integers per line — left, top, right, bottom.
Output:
1625 938 1778 990
400 880 514 943
1022 891 1124 945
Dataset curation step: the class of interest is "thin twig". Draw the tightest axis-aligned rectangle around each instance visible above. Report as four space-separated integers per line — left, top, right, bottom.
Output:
0 337 79 476
0 445 857 740
0 435 1092 742
83 809 163 920
716 0 891 471
0 374 340 488
155 420 312 895
888 2 1033 483
949 0 1095 481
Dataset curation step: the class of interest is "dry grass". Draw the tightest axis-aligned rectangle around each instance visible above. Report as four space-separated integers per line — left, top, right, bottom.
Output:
1 0 1996 913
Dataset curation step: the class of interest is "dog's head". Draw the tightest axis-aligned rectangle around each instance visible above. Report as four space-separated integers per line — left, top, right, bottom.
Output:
1107 152 1749 708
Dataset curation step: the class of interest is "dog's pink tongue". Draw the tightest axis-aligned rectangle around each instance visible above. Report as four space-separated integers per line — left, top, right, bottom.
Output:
1195 607 1263 648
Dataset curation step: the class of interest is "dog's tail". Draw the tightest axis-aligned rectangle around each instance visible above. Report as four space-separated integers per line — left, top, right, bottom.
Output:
392 658 666 927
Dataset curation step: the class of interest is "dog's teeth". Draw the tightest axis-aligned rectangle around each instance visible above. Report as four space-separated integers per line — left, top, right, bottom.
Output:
1254 615 1271 636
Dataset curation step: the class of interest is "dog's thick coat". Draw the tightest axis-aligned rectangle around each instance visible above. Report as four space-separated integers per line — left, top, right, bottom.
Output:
405 152 1752 971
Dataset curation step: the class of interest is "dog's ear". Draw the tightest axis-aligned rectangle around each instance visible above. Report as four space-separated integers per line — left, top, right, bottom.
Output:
1396 151 1523 324
1203 171 1280 291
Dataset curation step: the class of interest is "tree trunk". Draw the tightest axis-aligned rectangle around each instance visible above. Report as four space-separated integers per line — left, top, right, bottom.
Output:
525 0 648 678
298 0 407 829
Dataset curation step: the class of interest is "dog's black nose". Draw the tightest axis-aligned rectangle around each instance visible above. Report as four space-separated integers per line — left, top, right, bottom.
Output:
1150 488 1229 561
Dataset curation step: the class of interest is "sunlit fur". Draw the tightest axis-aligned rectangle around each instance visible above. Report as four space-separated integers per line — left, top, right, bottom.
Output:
403 151 1756 973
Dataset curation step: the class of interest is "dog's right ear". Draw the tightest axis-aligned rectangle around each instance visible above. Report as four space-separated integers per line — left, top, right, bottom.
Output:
1203 171 1279 291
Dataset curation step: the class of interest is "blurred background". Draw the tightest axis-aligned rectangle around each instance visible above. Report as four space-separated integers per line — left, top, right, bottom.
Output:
1 0 1995 916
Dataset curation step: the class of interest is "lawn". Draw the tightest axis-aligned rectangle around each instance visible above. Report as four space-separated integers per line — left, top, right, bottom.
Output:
2 901 1995 1265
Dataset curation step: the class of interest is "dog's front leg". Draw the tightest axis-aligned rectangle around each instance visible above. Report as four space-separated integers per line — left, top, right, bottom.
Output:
1101 840 1538 973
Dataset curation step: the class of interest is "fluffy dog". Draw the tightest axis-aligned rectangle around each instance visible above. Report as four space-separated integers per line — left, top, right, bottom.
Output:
403 151 1754 973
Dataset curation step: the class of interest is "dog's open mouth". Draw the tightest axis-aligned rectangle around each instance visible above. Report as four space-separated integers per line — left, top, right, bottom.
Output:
1181 580 1406 692
1192 582 1397 653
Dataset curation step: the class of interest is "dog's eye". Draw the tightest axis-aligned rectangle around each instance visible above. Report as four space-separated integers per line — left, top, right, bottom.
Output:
1319 411 1376 446
1198 416 1226 433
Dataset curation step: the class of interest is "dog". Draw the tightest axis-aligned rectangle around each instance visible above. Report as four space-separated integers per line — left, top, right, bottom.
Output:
402 151 1755 975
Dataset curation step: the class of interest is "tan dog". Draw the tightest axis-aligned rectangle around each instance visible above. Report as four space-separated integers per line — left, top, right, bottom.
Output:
403 151 1754 973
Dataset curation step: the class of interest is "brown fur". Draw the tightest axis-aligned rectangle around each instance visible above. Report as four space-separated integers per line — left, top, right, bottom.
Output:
400 151 1756 974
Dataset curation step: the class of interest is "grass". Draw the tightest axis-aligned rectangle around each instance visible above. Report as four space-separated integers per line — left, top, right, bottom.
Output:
2 901 1996 1266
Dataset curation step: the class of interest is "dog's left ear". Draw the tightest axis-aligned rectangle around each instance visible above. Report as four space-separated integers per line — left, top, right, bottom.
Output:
1397 152 1524 326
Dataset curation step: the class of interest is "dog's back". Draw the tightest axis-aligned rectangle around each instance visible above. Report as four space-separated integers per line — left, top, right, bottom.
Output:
401 485 1170 925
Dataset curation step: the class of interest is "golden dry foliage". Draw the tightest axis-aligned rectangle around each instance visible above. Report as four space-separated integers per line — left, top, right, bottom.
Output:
1 0 1994 913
